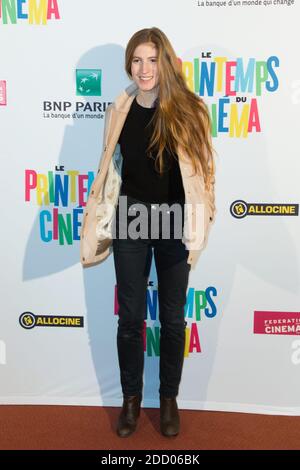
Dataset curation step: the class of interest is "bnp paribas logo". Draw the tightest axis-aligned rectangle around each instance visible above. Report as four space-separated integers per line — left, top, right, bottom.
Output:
76 69 102 97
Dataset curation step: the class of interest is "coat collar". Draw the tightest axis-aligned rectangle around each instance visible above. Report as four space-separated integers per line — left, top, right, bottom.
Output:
113 82 139 113
112 82 189 164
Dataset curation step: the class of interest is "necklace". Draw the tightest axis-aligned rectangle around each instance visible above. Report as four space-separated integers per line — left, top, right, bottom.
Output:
136 95 158 109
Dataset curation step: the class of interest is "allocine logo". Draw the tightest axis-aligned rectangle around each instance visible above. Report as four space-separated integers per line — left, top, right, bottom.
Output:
0 80 7 105
19 312 84 329
0 0 61 25
230 200 299 219
76 69 101 96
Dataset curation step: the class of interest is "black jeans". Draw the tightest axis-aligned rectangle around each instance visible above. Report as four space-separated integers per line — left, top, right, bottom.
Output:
112 193 191 399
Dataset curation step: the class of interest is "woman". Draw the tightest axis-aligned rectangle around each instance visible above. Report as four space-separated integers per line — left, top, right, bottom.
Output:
80 27 216 438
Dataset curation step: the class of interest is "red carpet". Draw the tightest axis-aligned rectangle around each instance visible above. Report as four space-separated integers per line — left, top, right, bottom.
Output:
0 405 300 450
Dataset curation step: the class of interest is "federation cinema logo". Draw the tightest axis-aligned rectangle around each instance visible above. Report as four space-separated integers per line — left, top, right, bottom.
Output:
19 312 84 329
230 200 299 218
254 311 300 336
0 80 7 106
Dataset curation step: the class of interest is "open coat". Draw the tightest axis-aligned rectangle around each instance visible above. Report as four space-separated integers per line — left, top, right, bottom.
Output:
80 82 216 270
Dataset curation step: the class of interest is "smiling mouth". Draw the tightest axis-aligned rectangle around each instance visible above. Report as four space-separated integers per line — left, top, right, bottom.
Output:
139 77 153 80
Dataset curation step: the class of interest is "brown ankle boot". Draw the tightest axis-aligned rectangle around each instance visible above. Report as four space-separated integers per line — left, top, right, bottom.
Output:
116 395 142 438
160 396 180 437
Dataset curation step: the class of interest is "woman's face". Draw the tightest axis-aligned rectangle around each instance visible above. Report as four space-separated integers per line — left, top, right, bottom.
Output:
131 42 159 92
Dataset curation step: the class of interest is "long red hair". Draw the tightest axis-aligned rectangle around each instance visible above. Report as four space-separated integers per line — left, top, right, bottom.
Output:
125 27 216 190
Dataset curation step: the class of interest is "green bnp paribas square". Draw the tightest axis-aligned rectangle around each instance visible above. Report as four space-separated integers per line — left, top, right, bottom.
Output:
76 69 101 96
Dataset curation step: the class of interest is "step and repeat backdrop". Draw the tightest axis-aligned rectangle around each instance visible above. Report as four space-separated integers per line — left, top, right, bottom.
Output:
0 0 299 414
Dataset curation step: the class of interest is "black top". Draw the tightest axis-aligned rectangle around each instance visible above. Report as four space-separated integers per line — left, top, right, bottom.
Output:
117 96 185 204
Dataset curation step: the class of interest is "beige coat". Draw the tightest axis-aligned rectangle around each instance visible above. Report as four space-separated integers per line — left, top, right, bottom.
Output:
80 82 216 270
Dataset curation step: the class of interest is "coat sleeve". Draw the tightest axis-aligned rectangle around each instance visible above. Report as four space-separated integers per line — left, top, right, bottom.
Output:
97 103 113 174
197 98 217 224
205 130 217 224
